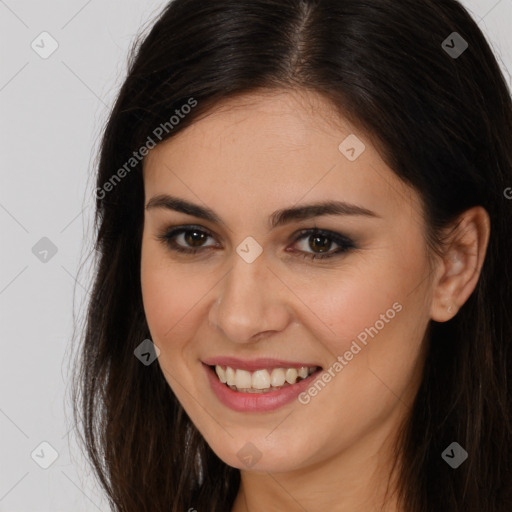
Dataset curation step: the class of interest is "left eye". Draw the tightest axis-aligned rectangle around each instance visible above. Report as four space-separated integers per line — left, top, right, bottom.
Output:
291 228 355 259
157 226 355 260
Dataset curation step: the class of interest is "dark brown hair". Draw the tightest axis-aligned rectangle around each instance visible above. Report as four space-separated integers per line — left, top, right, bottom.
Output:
70 0 512 510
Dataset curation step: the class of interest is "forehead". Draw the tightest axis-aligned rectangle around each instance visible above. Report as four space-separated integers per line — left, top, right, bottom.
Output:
142 89 419 225
146 89 352 161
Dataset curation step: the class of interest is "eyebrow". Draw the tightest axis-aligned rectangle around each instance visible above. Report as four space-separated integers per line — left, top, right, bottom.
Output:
145 194 380 229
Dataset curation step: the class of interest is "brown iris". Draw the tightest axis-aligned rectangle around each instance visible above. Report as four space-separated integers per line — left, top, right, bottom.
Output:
309 234 331 253
184 229 208 247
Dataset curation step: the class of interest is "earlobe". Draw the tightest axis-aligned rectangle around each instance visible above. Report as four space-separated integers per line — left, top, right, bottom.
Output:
430 206 490 322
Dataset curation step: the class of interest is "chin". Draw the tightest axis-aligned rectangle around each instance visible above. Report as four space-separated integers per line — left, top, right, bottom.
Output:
199 426 322 473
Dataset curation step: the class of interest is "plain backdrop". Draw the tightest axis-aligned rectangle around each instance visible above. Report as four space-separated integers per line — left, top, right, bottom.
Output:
1 0 511 510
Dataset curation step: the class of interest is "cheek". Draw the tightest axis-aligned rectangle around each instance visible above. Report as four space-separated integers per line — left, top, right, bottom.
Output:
307 241 430 414
140 239 207 351
304 237 427 367
141 267 194 341
140 245 212 405
293 261 412 356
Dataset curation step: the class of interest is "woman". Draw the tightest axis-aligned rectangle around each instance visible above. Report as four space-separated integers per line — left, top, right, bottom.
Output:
71 0 512 510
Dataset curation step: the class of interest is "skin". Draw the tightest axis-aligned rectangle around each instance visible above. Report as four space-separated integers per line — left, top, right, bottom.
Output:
140 89 490 512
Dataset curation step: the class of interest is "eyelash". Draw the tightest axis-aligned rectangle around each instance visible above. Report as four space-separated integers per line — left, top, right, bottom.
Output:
156 225 355 261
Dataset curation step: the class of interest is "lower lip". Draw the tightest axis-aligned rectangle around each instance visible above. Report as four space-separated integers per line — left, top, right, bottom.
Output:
203 363 323 412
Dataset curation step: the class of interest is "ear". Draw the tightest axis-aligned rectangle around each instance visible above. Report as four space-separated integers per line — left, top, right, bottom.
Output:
430 206 490 322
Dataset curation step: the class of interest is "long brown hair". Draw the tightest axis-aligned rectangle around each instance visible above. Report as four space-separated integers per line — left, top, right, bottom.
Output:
70 0 512 510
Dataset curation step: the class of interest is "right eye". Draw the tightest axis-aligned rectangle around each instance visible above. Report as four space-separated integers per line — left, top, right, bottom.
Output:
156 225 219 254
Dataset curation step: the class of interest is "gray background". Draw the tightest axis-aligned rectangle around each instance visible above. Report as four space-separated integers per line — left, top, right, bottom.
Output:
1 0 511 510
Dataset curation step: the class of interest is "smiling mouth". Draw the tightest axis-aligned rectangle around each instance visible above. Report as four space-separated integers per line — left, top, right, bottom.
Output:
210 364 322 393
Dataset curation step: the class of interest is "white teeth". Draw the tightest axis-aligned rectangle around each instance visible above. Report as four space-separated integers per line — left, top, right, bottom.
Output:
270 368 286 387
285 368 298 384
235 369 252 389
252 369 271 389
213 365 318 392
298 367 309 379
215 365 227 383
225 366 236 386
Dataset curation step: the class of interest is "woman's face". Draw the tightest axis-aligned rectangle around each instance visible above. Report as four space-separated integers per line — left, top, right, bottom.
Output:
140 89 435 473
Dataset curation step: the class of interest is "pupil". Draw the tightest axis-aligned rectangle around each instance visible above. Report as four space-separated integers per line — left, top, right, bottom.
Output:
185 230 206 247
310 235 330 253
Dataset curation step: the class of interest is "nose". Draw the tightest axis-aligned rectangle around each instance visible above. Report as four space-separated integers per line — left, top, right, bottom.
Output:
208 251 291 344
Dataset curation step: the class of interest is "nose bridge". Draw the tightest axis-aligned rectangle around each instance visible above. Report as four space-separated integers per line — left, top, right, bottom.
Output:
210 250 288 342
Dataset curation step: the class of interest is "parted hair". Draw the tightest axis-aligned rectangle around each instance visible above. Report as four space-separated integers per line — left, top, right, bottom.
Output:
71 1 512 510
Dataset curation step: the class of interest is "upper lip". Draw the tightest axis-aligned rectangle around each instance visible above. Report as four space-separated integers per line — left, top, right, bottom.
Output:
202 357 321 372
